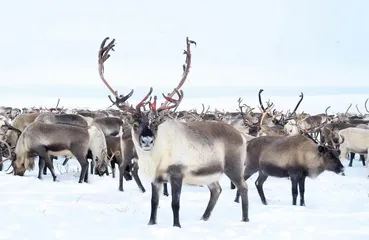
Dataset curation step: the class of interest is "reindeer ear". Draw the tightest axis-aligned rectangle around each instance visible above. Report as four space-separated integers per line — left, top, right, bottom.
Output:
317 145 327 153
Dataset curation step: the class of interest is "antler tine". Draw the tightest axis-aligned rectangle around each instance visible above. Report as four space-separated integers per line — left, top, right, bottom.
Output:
135 87 153 111
157 89 184 112
258 89 265 112
98 37 134 110
98 37 117 96
356 104 363 116
345 103 352 115
161 37 196 107
364 99 369 113
149 96 158 111
201 103 206 115
290 92 304 116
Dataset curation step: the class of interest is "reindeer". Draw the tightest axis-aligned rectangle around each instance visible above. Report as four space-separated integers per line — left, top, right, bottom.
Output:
285 106 331 139
34 112 91 175
96 37 170 196
1 112 40 150
129 88 249 227
91 116 124 136
234 134 344 205
321 122 367 166
337 127 369 173
11 121 108 183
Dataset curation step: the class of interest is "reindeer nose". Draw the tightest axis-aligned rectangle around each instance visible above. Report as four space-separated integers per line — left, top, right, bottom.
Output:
140 136 153 145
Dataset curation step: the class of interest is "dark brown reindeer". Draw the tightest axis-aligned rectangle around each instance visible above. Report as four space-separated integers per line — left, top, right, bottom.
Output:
233 134 344 205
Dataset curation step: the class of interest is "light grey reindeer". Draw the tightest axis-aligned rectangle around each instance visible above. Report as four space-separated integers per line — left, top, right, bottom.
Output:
127 87 249 228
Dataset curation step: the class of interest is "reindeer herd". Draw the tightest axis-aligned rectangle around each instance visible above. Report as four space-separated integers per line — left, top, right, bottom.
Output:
0 37 368 228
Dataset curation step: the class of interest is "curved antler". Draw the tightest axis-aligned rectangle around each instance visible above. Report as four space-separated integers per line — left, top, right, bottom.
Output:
98 37 134 110
156 89 184 112
365 98 369 113
290 92 304 116
161 37 196 107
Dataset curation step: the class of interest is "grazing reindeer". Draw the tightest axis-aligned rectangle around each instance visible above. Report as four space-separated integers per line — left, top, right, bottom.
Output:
2 113 40 150
234 134 344 205
34 112 90 175
11 121 108 183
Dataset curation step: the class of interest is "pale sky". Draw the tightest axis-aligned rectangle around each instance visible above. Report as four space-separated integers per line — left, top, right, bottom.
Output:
1 0 368 112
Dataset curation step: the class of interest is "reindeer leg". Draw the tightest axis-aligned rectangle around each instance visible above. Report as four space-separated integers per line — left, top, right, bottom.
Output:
76 155 89 184
117 152 132 191
62 157 69 166
290 175 299 205
201 181 222 221
230 181 236 189
148 182 163 225
226 163 249 222
235 166 258 203
84 162 89 183
42 155 58 182
360 154 366 166
111 158 116 178
298 176 306 206
349 152 355 167
38 157 46 180
131 161 146 193
235 173 253 203
43 156 51 175
163 183 169 196
169 172 183 228
255 172 268 205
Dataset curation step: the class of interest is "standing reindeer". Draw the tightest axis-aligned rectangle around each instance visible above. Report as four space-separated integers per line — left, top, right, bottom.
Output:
234 134 344 205
97 37 169 195
129 88 250 228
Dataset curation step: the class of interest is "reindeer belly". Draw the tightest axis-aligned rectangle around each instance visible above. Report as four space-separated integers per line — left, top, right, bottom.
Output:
348 147 368 155
182 162 224 186
183 173 223 186
47 149 74 158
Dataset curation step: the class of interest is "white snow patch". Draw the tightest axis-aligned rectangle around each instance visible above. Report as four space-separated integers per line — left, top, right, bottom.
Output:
0 156 368 239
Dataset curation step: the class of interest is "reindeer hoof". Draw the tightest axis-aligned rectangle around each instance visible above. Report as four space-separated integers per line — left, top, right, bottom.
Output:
148 220 157 225
242 217 250 222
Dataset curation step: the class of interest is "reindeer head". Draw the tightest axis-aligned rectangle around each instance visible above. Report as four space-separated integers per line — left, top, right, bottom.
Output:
131 88 183 151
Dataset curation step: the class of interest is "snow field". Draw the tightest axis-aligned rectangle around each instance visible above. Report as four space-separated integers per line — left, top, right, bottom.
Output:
0 156 368 240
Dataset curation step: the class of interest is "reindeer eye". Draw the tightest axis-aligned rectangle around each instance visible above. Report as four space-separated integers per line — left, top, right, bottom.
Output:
133 123 139 131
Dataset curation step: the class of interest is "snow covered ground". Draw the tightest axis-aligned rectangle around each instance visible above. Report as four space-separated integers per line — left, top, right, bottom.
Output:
0 156 368 240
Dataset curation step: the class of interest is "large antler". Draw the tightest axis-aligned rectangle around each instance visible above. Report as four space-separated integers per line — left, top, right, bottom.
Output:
161 37 196 108
290 92 304 116
98 37 134 110
258 89 273 113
